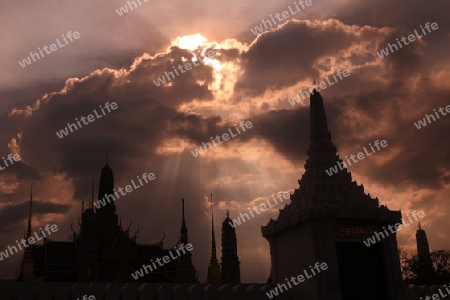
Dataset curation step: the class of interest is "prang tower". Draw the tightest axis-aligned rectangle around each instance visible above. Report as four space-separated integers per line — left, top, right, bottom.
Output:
416 223 434 281
221 210 241 283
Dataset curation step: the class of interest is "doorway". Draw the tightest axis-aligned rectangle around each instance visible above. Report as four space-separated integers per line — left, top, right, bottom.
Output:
335 241 388 300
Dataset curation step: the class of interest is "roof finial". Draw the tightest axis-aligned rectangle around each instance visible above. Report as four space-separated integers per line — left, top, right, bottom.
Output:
418 221 422 230
226 209 229 218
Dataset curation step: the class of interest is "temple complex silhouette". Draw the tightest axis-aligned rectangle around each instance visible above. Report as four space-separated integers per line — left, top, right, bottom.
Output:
17 163 240 284
10 87 439 299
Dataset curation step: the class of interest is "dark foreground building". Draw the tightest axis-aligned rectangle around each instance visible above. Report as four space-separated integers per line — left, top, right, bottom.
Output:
262 88 404 300
18 161 198 283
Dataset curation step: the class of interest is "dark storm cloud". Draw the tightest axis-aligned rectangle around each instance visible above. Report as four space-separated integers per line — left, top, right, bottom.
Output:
0 200 69 232
0 161 41 182
242 108 310 163
10 43 222 200
236 20 385 96
335 0 450 31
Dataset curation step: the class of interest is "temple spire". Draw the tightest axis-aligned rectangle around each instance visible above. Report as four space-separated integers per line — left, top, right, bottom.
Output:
207 191 221 283
180 198 188 244
26 183 33 239
19 183 35 281
210 192 217 263
174 198 198 283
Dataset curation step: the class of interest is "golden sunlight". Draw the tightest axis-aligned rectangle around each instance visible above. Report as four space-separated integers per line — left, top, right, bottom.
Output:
172 33 208 51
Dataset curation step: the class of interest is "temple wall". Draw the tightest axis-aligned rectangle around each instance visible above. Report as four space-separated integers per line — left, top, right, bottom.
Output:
272 222 319 300
0 282 292 300
0 281 442 299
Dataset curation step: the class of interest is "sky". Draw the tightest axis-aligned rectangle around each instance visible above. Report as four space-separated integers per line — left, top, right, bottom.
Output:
0 0 449 283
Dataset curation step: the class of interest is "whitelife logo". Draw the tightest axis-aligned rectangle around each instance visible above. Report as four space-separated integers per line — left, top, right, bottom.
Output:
363 210 425 247
288 70 350 106
55 102 118 139
420 285 450 300
131 243 193 280
250 0 313 35
265 262 328 299
376 22 438 58
94 172 155 209
325 140 388 176
0 224 58 261
228 192 290 228
190 120 253 157
18 31 81 68
76 296 95 300
115 0 149 16
153 50 216 87
0 153 21 172
413 105 450 129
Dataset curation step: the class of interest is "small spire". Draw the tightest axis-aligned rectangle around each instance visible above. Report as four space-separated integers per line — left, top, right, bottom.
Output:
182 198 186 223
105 152 109 165
226 209 229 218
180 199 188 245
26 183 33 239
210 191 218 263
418 222 421 230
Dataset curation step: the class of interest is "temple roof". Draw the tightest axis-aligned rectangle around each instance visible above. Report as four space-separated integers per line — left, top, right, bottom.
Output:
262 89 400 237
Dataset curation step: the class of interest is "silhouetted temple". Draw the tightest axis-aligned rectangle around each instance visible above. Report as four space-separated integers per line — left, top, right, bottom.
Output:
221 210 241 283
262 88 404 299
18 159 198 283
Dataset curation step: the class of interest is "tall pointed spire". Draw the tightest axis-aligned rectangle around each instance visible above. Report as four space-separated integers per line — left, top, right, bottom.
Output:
26 183 33 239
19 183 35 281
210 192 218 263
207 191 221 283
180 198 188 244
174 198 198 283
